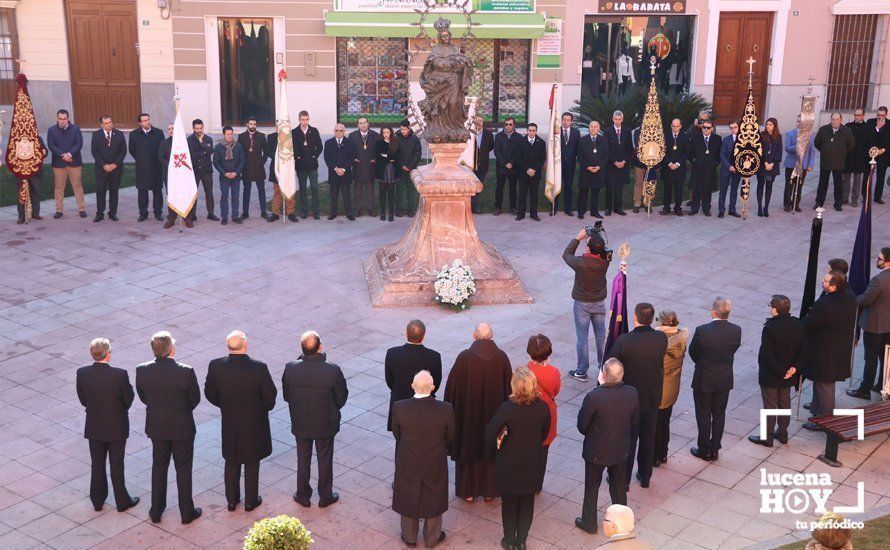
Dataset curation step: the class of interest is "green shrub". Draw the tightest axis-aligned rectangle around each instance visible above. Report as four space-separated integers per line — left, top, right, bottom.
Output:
244 515 314 550
569 89 712 132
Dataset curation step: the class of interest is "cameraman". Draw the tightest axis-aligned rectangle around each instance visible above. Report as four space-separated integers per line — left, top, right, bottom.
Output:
564 227 611 382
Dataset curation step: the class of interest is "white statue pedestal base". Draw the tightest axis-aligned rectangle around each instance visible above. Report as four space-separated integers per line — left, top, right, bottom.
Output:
363 142 533 308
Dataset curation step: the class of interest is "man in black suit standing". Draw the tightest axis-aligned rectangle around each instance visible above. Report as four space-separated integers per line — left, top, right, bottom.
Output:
749 295 806 447
493 117 522 216
575 358 639 535
848 247 890 399
687 121 722 216
689 298 742 461
392 370 454 548
205 330 277 512
470 116 494 214
349 116 379 217
866 106 888 204
385 320 442 432
135 331 202 524
556 112 580 216
76 338 139 513
187 119 218 221
605 303 667 489
129 113 166 222
324 123 358 221
515 123 547 221
799 272 857 427
603 110 632 216
660 118 688 216
282 331 349 508
91 115 127 222
576 120 609 219
294 110 325 219
238 117 269 220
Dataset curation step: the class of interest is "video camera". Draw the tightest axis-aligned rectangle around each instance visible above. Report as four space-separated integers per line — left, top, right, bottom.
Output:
584 221 613 262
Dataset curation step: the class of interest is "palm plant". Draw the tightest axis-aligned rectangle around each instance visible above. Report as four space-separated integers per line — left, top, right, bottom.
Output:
569 87 712 132
657 91 712 132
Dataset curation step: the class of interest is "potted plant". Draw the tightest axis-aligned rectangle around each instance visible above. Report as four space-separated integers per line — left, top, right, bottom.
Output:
244 515 314 550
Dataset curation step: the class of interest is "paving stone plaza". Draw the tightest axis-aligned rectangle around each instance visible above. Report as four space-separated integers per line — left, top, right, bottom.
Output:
0 186 888 549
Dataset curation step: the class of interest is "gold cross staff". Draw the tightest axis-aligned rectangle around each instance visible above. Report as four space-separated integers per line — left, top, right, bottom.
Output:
746 56 756 87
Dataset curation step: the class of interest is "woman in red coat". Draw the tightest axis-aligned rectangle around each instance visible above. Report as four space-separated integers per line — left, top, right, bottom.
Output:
525 334 561 492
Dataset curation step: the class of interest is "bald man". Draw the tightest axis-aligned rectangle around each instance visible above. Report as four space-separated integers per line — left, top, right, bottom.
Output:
205 331 277 512
324 124 358 220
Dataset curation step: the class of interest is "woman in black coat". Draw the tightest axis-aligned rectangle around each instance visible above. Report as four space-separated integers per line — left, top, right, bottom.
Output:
485 367 550 550
756 117 783 217
376 127 399 222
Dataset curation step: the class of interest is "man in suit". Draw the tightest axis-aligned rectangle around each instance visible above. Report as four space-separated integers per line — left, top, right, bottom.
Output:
844 108 872 207
814 112 856 212
604 110 632 216
129 113 166 222
493 117 522 216
659 118 688 216
282 331 349 508
205 331 277 512
396 120 422 217
686 121 722 216
213 126 246 226
47 109 86 218
294 110 324 219
556 112 581 216
606 303 667 489
866 106 888 204
392 370 454 548
265 129 298 222
575 358 639 535
470 116 494 214
349 116 379 217
799 272 858 426
848 247 890 399
135 331 202 524
689 298 742 461
91 115 127 223
238 117 269 220
749 295 806 447
515 123 547 221
76 338 139 513
717 121 741 218
385 320 443 432
188 119 219 221
577 120 609 219
324 123 358 220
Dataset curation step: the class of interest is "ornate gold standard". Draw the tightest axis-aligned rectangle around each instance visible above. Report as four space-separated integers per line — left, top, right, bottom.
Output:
637 57 666 216
733 57 763 220
791 79 817 212
363 5 532 307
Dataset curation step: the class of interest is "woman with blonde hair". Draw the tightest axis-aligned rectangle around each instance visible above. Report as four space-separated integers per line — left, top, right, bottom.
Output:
485 367 550 550
653 310 688 467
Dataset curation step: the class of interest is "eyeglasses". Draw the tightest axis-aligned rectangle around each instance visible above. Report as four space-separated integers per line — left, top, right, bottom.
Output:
335 129 344 133
505 123 514 126
702 126 713 130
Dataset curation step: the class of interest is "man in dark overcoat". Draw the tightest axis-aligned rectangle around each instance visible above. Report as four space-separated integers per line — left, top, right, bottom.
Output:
349 116 379 216
814 112 856 211
576 120 609 219
204 330 277 512
603 110 633 216
385 320 442 432
238 117 269 219
392 371 454 548
323 123 358 220
686 121 722 216
660 118 689 216
515 123 547 221
129 113 166 222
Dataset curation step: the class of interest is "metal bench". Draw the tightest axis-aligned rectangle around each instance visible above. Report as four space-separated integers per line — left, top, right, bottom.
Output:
809 401 890 467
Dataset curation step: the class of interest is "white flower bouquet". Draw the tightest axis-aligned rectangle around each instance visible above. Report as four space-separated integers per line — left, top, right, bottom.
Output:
434 259 476 311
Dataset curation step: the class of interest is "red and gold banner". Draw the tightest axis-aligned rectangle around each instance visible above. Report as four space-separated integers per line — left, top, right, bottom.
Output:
5 74 45 181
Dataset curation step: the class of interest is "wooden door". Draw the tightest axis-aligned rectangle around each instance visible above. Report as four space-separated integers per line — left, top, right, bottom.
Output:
66 0 141 128
713 12 773 124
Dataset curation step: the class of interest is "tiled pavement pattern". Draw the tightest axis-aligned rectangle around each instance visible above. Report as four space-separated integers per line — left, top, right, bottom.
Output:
0 185 888 550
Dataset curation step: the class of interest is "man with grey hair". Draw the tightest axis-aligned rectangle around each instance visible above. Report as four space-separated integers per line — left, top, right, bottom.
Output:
595 504 652 549
77 338 139 513
689 298 742 461
444 323 512 501
575 358 639 535
324 123 358 220
604 110 632 216
392 370 454 547
282 330 349 508
814 112 855 211
136 331 202 524
205 330 277 512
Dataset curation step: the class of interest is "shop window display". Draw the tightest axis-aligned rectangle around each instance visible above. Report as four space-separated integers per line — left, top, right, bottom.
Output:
336 37 409 125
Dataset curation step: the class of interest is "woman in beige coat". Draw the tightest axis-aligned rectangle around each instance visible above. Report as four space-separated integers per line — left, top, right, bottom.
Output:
654 310 687 466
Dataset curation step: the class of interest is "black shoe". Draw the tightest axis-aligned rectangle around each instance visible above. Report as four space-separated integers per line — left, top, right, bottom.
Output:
53 212 64 219
245 496 262 512
632 207 640 213
313 214 320 220
293 493 311 508
873 385 883 393
327 215 336 220
775 433 788 445
241 212 249 219
227 499 241 512
718 212 724 218
577 212 585 219
635 471 649 488
530 215 540 221
604 209 612 216
163 217 176 230
221 218 228 225
592 211 603 219
154 214 164 222
615 209 627 216
764 209 769 217
32 214 43 220
568 370 588 382
875 198 885 204
388 215 394 222
729 211 741 218
515 214 524 220
261 212 269 220
675 210 684 217
318 493 339 508
137 214 148 222
93 215 104 223
703 210 712 217
301 212 309 219
94 504 103 512
802 422 822 431
396 210 404 217
686 199 694 206
794 206 802 213
784 206 791 212
845 389 871 400
711 450 719 461
232 218 243 224
834 205 843 212
686 210 697 216
347 216 356 221
748 435 773 447
288 213 299 222
268 214 280 222
150 513 161 523
564 211 574 216
493 208 501 216
574 517 597 534
690 447 714 461
207 214 220 221
182 508 202 524
381 215 386 221
757 208 764 217
79 211 87 218
437 532 446 544
659 209 671 216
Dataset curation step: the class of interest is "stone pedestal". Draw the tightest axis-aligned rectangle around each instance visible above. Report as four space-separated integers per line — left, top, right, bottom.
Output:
364 142 533 307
